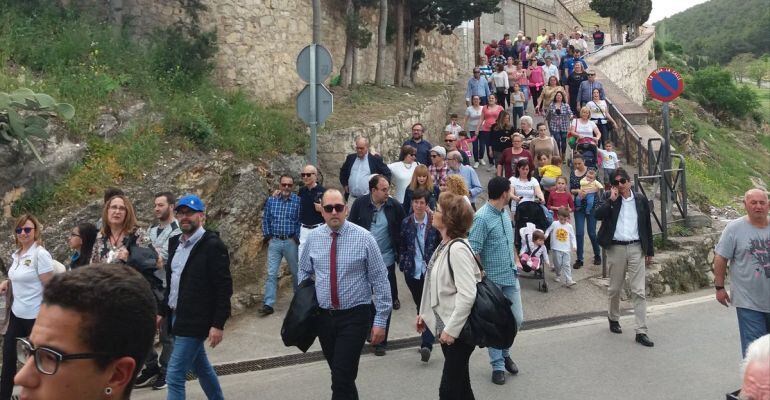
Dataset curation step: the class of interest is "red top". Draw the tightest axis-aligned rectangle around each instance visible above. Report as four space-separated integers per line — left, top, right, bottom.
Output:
480 105 503 131
499 148 534 178
547 190 575 212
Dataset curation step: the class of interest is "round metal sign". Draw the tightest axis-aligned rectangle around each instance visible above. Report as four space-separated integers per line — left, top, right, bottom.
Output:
647 68 684 102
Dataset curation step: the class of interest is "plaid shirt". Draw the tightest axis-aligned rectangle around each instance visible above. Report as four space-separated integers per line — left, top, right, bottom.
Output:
547 102 573 133
468 203 517 286
429 164 449 187
298 222 393 327
261 194 301 238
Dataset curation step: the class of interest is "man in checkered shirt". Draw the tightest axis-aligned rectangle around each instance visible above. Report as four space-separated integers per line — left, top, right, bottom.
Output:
298 189 392 399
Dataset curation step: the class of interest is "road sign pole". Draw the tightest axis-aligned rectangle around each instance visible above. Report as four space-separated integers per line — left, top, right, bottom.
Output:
309 44 318 166
661 101 671 242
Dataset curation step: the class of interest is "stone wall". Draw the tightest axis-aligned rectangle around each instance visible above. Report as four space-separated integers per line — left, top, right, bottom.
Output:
590 27 657 105
317 86 454 189
646 232 721 297
83 0 460 103
480 0 583 46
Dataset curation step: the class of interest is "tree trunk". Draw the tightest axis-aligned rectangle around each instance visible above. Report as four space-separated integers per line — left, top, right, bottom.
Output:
352 47 359 87
610 17 623 45
403 26 416 88
375 0 388 86
394 0 404 87
339 0 355 89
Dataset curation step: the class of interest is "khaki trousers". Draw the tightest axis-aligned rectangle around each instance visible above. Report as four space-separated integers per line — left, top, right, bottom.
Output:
606 243 648 334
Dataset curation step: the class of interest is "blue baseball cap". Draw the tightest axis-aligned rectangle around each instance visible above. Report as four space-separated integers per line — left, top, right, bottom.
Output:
175 194 205 212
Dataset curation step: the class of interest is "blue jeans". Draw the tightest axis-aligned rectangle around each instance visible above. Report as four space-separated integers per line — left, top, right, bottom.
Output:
166 334 224 400
574 204 600 263
520 85 530 106
512 106 524 130
263 238 299 307
737 307 770 357
551 130 567 156
488 279 524 372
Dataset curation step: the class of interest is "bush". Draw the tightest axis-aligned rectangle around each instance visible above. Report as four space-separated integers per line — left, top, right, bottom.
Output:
150 24 218 91
685 67 759 118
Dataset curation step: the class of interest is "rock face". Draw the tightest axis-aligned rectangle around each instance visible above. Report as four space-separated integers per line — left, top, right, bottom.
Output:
645 232 721 297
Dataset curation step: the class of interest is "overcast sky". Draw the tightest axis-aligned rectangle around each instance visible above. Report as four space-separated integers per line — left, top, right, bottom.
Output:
648 0 711 24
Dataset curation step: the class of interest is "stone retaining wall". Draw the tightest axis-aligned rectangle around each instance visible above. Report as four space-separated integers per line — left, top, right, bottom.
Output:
590 28 657 105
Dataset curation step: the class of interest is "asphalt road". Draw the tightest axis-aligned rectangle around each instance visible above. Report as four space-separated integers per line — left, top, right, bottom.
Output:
133 294 745 400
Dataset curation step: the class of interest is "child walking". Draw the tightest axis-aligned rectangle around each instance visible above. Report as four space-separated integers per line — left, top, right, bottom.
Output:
546 176 575 218
545 207 577 286
599 141 620 188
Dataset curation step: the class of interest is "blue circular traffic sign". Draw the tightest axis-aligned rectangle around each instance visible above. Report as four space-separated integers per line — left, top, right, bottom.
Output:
647 68 684 102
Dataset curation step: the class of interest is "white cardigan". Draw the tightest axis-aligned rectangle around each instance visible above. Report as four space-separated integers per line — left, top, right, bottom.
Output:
419 239 481 339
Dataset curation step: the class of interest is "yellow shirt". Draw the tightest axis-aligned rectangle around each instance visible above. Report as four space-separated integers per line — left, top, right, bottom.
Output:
539 165 562 179
536 35 548 45
580 177 604 192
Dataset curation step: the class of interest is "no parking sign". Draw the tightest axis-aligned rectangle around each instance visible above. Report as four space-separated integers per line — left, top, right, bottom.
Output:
647 68 684 102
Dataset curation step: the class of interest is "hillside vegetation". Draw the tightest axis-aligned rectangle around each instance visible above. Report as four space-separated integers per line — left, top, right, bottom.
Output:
655 0 770 66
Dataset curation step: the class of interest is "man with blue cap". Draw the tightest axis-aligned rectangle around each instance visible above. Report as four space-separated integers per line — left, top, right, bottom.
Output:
162 194 233 400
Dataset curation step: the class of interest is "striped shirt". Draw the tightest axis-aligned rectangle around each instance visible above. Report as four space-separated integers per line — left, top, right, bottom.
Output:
262 193 301 238
468 202 517 286
298 221 393 327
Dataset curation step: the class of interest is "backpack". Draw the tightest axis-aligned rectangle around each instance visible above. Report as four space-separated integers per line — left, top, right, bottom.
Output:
447 240 518 349
35 249 66 274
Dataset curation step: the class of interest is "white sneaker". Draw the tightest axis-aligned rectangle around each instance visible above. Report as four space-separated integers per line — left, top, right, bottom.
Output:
480 159 487 166
553 275 561 283
566 280 577 287
473 161 480 168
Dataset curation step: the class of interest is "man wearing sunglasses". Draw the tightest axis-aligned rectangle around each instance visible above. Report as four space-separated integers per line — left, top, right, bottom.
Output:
14 263 156 400
260 175 301 316
298 189 392 399
445 133 470 166
594 168 655 347
298 165 325 258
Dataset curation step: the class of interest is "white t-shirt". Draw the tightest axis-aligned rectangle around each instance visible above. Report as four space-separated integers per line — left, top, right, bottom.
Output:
599 149 620 169
541 64 559 83
546 220 577 252
491 71 509 90
465 106 483 132
387 161 418 203
573 119 597 140
587 100 609 123
510 176 540 203
8 243 53 319
445 122 463 136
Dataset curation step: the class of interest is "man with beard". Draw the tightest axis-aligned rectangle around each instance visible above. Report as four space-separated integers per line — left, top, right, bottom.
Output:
403 123 433 166
134 192 181 390
163 194 233 400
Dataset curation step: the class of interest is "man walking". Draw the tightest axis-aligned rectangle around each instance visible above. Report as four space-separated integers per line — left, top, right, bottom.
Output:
446 151 483 208
298 164 325 257
592 25 605 50
164 194 233 400
594 168 655 347
348 175 405 356
403 123 433 166
713 188 770 356
260 175 301 315
466 67 491 106
340 137 392 207
578 69 605 108
398 189 440 362
469 177 524 385
428 146 449 188
298 189 392 399
134 192 181 390
444 133 469 165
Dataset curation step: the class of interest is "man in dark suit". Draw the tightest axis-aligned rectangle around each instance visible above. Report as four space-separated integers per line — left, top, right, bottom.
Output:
163 194 233 399
339 137 392 206
594 168 654 348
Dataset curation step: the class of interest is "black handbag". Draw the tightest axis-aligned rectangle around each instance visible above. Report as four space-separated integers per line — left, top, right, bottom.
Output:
447 240 518 349
281 278 320 352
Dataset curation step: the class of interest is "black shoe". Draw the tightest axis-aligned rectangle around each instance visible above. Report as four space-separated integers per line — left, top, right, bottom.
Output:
419 347 431 362
492 370 506 385
151 373 167 390
393 299 401 310
573 260 583 269
593 256 602 265
635 334 654 347
374 346 387 356
134 368 159 388
503 356 519 375
258 305 274 315
609 319 622 334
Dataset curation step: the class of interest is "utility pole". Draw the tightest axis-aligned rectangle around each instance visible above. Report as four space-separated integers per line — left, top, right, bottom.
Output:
310 0 321 166
474 17 481 66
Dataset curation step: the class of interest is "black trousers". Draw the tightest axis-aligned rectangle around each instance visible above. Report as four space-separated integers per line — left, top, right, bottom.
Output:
1 312 35 400
386 264 398 302
439 339 476 400
317 305 372 400
404 275 435 349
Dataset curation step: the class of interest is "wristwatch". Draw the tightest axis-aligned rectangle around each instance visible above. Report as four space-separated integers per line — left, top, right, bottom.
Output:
715 285 725 291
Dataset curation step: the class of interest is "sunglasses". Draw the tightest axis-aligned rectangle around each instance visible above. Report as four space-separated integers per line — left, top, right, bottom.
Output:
612 178 628 186
281 183 294 188
445 139 456 143
15 227 33 234
300 173 315 178
323 204 345 213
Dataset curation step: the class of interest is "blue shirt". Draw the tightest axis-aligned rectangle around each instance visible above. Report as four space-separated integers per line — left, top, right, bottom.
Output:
298 222 392 327
465 76 491 101
169 227 205 309
447 165 484 202
468 203 517 286
413 213 428 279
403 139 433 166
370 204 395 266
578 80 605 104
349 155 371 197
261 193 301 238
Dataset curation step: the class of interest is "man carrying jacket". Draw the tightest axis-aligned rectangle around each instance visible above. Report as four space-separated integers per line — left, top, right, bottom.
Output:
594 168 655 348
163 194 233 400
348 174 405 356
398 189 440 362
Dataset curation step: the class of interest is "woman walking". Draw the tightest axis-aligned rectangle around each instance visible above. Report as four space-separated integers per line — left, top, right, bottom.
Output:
545 91 573 156
388 145 420 204
403 165 437 215
462 95 484 168
475 94 504 169
68 222 98 270
417 192 480 400
585 88 617 149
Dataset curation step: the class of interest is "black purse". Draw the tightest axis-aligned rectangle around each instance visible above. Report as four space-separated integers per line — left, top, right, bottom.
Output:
446 240 518 349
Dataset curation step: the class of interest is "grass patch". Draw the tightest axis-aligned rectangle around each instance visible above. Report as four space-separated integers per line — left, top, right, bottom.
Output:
741 84 770 122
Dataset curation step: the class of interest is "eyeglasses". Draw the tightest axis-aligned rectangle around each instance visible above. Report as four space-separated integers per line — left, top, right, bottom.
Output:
16 338 114 376
281 183 294 188
15 227 33 235
322 204 345 213
108 205 127 212
69 232 80 238
612 178 628 186
445 139 456 143
300 173 315 178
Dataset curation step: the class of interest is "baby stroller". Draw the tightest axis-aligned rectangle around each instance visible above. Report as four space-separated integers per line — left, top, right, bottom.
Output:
514 203 550 292
518 223 550 292
575 137 601 170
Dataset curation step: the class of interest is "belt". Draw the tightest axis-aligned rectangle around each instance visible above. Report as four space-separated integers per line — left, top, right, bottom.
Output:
274 235 293 240
302 223 322 229
611 239 640 245
320 304 369 317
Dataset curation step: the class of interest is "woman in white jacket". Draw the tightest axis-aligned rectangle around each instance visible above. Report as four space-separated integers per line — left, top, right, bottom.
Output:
417 192 481 400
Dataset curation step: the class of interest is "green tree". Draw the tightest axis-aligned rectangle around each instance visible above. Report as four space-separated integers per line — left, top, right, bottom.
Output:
686 67 759 118
746 56 770 87
727 53 756 83
590 0 651 43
